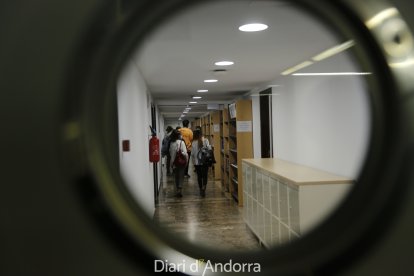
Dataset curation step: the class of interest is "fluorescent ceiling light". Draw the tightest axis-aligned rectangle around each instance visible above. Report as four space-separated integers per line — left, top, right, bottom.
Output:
197 89 208 93
204 79 218 83
215 61 234 66
281 61 313 75
189 101 197 104
282 41 356 76
239 23 268 32
250 93 281 97
192 96 202 99
312 40 355 62
292 72 372 76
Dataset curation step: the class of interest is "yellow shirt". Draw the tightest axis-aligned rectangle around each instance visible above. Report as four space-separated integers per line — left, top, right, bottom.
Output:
179 127 193 151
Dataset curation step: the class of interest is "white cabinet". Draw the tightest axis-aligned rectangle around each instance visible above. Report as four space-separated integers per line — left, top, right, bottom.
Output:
243 158 352 247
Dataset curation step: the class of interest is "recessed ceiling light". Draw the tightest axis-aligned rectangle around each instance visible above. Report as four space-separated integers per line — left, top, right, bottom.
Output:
197 89 208 93
204 79 218 83
192 96 202 99
189 101 197 104
238 23 268 32
215 61 234 66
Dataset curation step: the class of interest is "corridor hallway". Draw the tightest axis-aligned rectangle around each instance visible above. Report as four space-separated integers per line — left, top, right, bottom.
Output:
153 163 261 251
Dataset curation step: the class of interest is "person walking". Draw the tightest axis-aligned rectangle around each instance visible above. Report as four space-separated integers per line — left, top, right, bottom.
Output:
191 129 211 197
169 129 188 197
193 126 203 173
161 126 173 175
178 119 193 178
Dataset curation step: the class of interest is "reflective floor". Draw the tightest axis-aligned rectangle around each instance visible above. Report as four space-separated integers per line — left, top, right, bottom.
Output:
153 163 261 251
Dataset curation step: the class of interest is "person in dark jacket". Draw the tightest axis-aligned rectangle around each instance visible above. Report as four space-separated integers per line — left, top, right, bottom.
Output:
161 126 173 175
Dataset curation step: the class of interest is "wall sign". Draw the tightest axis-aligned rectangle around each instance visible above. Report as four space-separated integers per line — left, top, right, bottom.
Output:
237 121 252 132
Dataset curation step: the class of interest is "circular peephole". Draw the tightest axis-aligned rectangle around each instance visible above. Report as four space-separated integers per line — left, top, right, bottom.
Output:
126 0 371 249
69 0 413 275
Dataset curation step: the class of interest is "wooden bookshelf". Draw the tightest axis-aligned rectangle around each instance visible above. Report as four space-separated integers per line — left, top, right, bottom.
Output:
191 118 201 129
220 107 230 192
227 99 253 206
211 111 222 180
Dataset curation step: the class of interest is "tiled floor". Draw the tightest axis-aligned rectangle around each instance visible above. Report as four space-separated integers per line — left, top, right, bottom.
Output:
153 163 261 251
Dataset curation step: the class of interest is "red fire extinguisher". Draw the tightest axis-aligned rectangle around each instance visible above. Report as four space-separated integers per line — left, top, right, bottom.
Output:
149 126 160 163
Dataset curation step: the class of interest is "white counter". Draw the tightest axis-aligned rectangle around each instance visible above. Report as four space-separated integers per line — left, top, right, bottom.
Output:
242 158 353 247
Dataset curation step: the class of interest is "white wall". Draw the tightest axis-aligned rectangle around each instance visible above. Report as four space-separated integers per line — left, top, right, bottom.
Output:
272 52 371 179
117 59 155 216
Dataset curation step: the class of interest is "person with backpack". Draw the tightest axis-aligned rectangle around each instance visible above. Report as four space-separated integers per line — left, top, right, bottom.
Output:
191 129 212 197
169 129 188 198
161 126 173 175
178 119 193 178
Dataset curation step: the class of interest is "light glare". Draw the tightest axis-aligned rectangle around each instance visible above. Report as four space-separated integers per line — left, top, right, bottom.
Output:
239 23 268 32
215 61 234 66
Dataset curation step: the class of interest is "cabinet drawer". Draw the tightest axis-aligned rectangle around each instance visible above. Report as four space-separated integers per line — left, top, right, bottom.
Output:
264 210 272 246
288 187 300 234
270 177 279 217
279 182 289 226
255 170 263 204
263 174 270 211
271 216 280 246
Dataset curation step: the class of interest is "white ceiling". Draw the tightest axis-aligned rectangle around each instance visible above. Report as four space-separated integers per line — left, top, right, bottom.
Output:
135 0 344 120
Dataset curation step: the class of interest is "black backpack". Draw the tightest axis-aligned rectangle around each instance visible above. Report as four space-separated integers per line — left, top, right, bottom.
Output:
161 135 171 157
197 146 216 167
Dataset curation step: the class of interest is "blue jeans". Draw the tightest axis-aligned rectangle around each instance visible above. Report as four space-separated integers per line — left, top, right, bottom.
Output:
195 165 209 190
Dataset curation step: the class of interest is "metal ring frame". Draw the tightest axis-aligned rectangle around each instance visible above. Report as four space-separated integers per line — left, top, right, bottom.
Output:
61 0 414 275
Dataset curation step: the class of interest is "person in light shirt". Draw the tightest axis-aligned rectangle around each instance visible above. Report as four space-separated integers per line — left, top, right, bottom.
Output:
191 129 211 197
169 129 188 197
